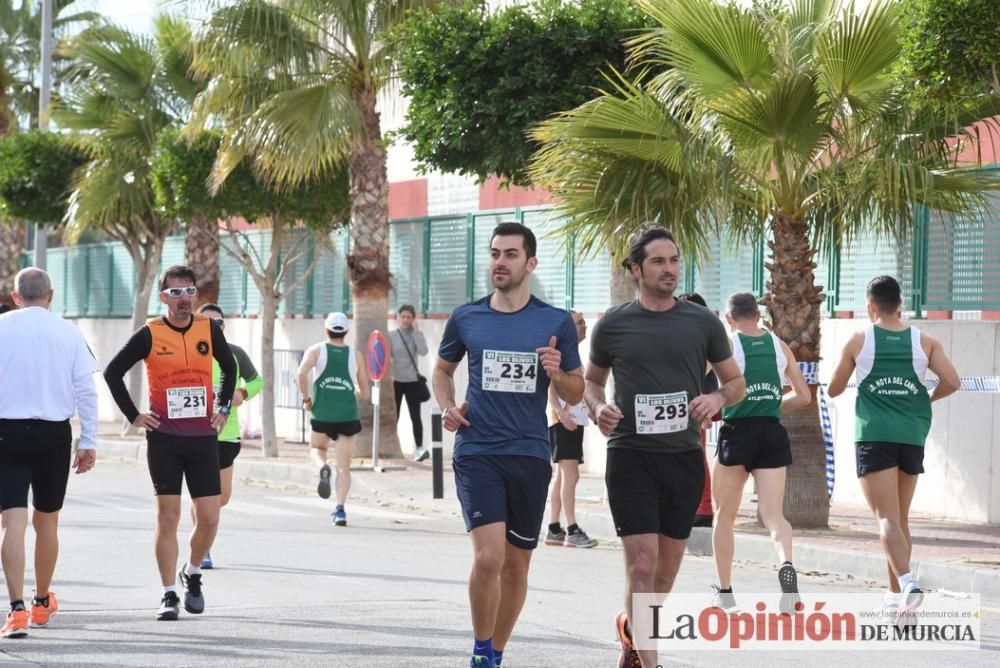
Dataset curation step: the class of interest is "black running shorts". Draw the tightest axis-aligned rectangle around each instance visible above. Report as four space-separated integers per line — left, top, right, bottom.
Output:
606 447 704 539
218 440 242 470
0 419 72 512
548 423 584 463
311 420 362 441
146 431 221 498
716 417 793 472
856 441 925 477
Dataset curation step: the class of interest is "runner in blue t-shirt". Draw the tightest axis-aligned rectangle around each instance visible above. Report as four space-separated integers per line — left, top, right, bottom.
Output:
434 222 584 668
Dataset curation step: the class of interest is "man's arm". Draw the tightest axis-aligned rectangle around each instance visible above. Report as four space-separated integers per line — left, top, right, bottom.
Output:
103 327 152 424
584 362 623 436
827 334 862 398
354 349 370 401
232 345 263 401
296 345 320 409
72 334 101 451
925 335 960 402
690 356 746 421
780 340 811 410
210 319 237 408
433 357 470 431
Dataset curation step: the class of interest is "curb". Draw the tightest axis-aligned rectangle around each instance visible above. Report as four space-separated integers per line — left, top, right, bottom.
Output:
95 438 1000 601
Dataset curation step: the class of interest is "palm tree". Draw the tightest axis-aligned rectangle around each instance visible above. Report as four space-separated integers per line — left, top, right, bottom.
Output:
188 0 464 458
0 0 101 304
55 16 204 425
530 0 1000 527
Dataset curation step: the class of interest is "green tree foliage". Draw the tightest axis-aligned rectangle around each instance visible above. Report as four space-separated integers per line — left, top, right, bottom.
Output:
898 0 1000 101
0 130 86 223
152 129 350 229
395 0 651 186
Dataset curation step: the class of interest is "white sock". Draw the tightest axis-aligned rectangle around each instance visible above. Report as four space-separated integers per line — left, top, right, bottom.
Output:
898 572 914 590
163 585 179 596
184 563 202 577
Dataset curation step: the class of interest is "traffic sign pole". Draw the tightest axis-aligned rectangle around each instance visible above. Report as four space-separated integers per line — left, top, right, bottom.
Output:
366 331 390 473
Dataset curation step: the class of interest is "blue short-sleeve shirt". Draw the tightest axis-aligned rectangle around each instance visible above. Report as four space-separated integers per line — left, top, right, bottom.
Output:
439 295 582 460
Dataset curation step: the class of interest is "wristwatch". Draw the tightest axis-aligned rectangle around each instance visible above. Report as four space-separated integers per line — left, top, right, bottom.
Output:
219 405 231 416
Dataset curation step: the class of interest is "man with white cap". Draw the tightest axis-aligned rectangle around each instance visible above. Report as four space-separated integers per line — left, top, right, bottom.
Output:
296 312 369 525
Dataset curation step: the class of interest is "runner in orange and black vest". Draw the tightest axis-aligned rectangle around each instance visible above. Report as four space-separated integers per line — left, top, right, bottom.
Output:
104 265 236 622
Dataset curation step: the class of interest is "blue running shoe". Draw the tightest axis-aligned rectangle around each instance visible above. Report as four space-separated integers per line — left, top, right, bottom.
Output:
331 508 347 526
201 552 213 569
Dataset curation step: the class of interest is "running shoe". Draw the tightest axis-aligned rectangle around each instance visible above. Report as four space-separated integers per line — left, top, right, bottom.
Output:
563 528 598 548
1 609 28 638
778 563 800 614
710 585 739 612
414 447 430 462
332 508 347 526
470 655 495 667
317 463 332 499
615 610 642 668
543 528 566 546
156 592 180 621
29 592 58 628
179 569 205 614
882 590 901 624
901 580 924 612
201 552 214 569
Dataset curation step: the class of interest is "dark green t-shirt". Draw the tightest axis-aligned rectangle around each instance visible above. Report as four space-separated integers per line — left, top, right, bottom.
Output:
590 299 732 453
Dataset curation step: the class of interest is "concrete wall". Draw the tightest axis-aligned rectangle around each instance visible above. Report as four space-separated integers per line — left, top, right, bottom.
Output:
80 316 999 522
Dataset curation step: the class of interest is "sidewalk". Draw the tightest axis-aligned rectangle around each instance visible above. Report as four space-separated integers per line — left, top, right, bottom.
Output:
94 426 1000 601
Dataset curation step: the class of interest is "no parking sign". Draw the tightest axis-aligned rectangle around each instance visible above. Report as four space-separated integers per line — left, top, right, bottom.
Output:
366 330 389 383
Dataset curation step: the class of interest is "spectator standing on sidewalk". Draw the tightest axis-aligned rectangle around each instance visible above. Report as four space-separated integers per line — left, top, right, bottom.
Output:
390 304 430 462
544 310 597 549
0 268 100 638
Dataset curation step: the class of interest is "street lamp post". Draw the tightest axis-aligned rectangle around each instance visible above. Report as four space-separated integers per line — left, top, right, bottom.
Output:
32 0 54 270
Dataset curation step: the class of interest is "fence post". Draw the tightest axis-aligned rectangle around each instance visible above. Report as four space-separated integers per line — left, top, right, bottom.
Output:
752 235 765 297
421 218 431 314
826 241 840 318
466 213 476 303
565 232 576 310
911 205 929 318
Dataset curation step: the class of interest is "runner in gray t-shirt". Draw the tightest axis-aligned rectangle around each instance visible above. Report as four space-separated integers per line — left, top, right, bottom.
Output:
584 228 745 668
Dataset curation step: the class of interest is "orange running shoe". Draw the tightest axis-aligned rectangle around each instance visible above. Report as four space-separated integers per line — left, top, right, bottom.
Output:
615 610 642 668
1 609 28 638
30 592 58 628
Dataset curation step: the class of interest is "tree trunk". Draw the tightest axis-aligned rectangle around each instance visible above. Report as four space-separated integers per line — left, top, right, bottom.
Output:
256 222 282 458
609 247 635 307
186 214 220 307
258 282 279 457
0 222 26 307
347 79 400 459
761 214 829 528
122 240 163 436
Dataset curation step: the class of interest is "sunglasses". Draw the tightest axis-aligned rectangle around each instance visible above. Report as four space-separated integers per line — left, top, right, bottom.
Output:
161 286 197 298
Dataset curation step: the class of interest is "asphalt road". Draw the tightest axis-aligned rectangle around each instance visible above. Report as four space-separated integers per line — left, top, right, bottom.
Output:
0 463 995 667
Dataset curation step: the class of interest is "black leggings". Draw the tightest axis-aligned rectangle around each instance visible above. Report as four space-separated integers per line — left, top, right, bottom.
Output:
394 380 424 448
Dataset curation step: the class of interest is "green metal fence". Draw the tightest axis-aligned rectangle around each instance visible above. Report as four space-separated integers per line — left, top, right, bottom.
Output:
19 195 1000 318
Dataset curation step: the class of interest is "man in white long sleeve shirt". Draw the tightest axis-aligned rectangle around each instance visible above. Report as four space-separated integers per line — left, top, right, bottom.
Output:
0 268 99 638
